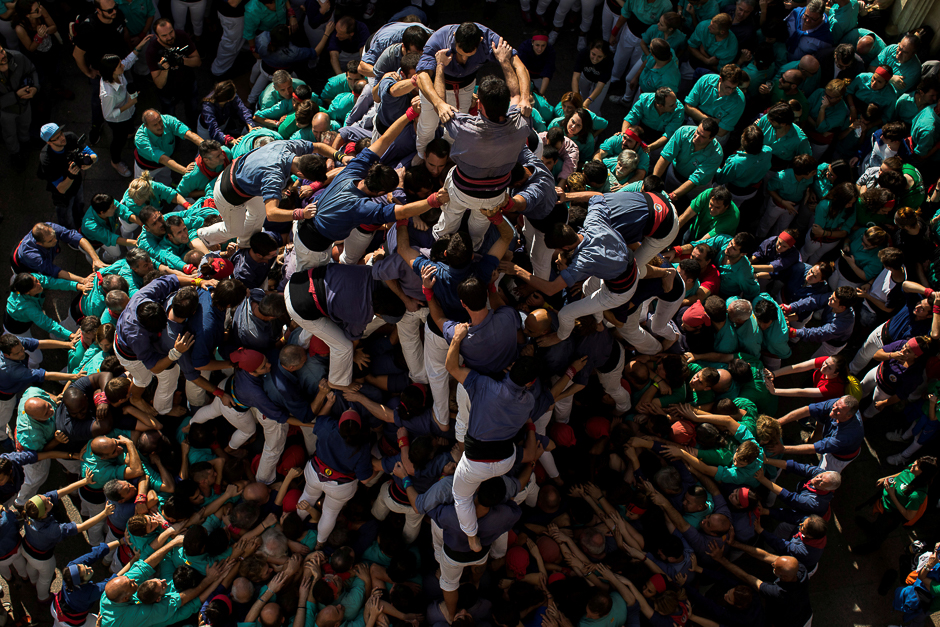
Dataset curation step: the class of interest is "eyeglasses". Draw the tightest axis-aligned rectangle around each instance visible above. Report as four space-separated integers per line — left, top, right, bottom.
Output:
100 6 117 13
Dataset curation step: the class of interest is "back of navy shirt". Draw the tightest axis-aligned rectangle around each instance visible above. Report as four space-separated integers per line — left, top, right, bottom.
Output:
233 140 314 201
309 149 398 240
512 149 557 220
443 306 521 374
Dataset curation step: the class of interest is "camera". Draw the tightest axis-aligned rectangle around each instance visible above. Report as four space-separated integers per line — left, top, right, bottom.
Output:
160 45 190 70
66 134 93 168
21 77 34 89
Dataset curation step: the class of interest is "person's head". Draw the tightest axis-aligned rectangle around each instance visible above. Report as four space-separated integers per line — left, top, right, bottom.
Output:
825 181 859 216
94 0 118 23
767 101 796 128
779 69 803 94
826 395 860 423
708 13 732 36
508 356 540 388
739 124 764 154
718 63 745 95
723 585 754 610
154 18 176 47
206 80 237 106
197 139 228 170
559 91 584 118
801 0 825 30
582 160 609 188
897 34 920 64
230 348 270 376
773 228 799 255
726 232 756 261
91 192 116 217
833 43 856 70
585 591 613 619
98 52 129 83
871 65 892 90
477 76 511 121
335 15 357 42
653 87 677 113
690 367 720 391
457 276 488 313
772 555 801 581
271 70 293 99
142 109 165 136
441 231 473 269
649 38 672 62
708 186 732 217
402 25 430 53
797 54 820 78
454 22 483 63
659 11 682 33
425 139 450 178
564 108 592 143
861 225 888 250
828 285 859 313
694 119 719 146
682 485 708 513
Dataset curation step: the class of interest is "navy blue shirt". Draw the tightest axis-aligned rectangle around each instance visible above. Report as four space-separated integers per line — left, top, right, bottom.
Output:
13 223 84 278
754 236 801 279
412 255 500 329
777 460 833 516
312 415 373 481
188 287 227 369
226 369 289 422
0 507 21 558
512 149 558 221
464 370 554 442
231 241 276 289
0 451 36 504
0 337 44 397
24 490 78 555
232 288 279 353
115 276 179 368
443 307 521 375
232 140 314 201
429 501 521 554
809 400 864 461
60 542 113 612
885 292 933 343
264 360 314 423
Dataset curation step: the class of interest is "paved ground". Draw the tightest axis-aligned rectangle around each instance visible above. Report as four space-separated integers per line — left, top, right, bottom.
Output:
0 0 935 625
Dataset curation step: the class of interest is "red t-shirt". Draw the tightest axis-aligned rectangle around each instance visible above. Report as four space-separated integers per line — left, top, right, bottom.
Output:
700 264 721 295
812 356 846 399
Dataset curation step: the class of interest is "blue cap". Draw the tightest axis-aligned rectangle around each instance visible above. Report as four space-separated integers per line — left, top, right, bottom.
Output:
40 123 63 142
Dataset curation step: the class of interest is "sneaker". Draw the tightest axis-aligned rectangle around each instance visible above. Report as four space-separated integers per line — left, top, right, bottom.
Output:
577 36 587 51
548 30 559 45
112 161 131 177
521 8 532 23
536 11 550 27
363 1 375 18
885 429 908 442
887 453 909 466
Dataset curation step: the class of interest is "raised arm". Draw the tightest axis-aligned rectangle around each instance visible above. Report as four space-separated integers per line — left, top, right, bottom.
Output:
445 324 472 384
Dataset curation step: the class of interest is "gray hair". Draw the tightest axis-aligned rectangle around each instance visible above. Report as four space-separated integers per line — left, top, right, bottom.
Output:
839 395 860 414
654 466 682 494
259 527 289 559
805 0 825 14
820 471 842 490
617 149 638 173
728 299 753 324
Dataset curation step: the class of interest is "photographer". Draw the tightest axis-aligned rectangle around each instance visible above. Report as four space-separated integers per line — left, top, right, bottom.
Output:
0 44 39 161
38 123 97 230
145 18 202 124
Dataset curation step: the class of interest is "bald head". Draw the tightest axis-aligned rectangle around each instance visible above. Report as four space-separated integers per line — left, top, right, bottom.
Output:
64 387 89 417
260 603 282 627
312 112 331 133
105 575 136 602
91 436 113 456
279 344 307 371
317 605 344 627
231 577 254 603
524 309 551 337
23 397 53 421
783 69 803 85
774 556 800 580
857 35 874 55
243 482 271 503
799 55 819 74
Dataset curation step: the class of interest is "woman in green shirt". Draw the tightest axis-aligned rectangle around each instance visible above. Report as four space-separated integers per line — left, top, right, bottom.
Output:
804 79 852 161
855 456 938 553
756 102 812 170
120 171 188 238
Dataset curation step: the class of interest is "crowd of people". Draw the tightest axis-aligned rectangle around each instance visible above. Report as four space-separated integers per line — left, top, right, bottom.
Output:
2 0 940 626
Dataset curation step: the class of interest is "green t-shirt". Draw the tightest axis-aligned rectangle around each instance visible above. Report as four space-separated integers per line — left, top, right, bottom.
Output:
881 467 927 512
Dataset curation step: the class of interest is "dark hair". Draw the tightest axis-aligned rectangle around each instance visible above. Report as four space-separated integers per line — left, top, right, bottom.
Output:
834 285 860 309
99 53 124 83
205 80 236 104
642 174 663 192
583 160 608 186
719 63 746 84
740 125 764 153
753 299 777 324
402 25 431 51
700 118 720 138
371 281 406 320
457 276 488 311
509 356 540 386
170 286 199 319
198 139 224 159
653 87 674 106
710 185 732 207
296 155 328 183
454 22 483 52
824 182 859 218
213 278 247 310
478 76 511 120
650 38 671 62
767 102 795 126
183 525 208 556
363 163 399 194
11 272 37 294
732 232 757 255
444 231 473 269
564 108 592 144
792 153 817 175
137 301 167 332
909 456 939 490
478 477 506 506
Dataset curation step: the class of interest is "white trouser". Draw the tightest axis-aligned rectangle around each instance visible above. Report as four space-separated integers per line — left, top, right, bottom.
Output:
303 20 327 53
436 529 501 591
185 379 210 408
0 547 26 580
611 26 643 84
255 411 289 485
94 244 123 265
811 340 847 359
455 383 470 443
191 385 258 449
597 344 631 414
133 163 172 186
618 297 681 354
291 221 334 271
810 142 829 161
801 237 839 265
523 216 553 280
452 453 515 536
433 167 506 251
16 458 49 506
248 60 273 106
170 0 206 35
533 407 560 477
634 205 680 275
665 164 708 201
416 83 475 160
339 227 375 265
199 177 267 248
819 452 854 473
81 498 107 547
757 197 797 239
424 325 451 427
114 352 179 415
398 308 429 384
212 14 244 76
51 606 97 627
828 266 862 291
601 3 618 42
0 397 14 441
285 287 356 387
23 550 56 600
553 376 575 423
371 481 423 543
548 0 601 30
119 217 140 240
861 368 893 418
519 0 551 13
578 75 610 114
297 461 358 541
850 323 885 375
558 275 637 340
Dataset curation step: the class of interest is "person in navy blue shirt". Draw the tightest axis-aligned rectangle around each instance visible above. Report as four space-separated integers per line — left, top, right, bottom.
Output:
505 148 562 280
731 514 828 572
0 503 24 582
230 289 286 354
263 344 324 456
776 395 865 473
756 459 841 521
782 261 833 314
284 263 406 391
11 222 103 281
446 322 582 552
293 111 446 270
296 391 374 548
23 473 113 602
203 139 331 249
229 231 280 290
55 540 120 625
787 286 859 357
397 216 514 429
